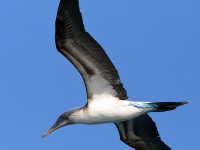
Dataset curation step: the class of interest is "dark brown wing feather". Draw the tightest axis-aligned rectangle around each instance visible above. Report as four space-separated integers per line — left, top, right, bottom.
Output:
115 114 171 150
56 0 128 100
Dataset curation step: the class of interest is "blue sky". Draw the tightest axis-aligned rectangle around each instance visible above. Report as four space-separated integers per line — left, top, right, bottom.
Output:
0 0 199 149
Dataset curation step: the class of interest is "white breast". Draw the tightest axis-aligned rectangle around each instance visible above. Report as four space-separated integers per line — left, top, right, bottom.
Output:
73 96 147 124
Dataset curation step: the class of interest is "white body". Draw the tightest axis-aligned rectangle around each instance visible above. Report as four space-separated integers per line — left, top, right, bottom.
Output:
73 96 153 124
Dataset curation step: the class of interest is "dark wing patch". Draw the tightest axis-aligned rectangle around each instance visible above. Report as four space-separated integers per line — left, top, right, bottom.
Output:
115 114 171 150
55 0 128 100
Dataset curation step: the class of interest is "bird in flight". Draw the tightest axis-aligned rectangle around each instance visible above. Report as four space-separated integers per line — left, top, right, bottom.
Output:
42 0 189 149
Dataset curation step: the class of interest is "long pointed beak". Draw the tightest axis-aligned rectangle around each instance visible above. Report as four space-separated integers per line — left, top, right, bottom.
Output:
41 119 67 138
41 126 56 138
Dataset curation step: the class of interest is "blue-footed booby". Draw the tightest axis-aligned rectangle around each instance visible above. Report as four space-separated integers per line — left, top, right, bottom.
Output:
42 0 189 149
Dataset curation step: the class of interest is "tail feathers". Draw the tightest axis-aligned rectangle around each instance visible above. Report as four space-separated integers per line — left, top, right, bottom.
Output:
150 101 189 112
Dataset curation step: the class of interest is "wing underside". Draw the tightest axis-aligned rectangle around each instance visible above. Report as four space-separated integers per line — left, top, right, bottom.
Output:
115 114 171 150
56 0 128 100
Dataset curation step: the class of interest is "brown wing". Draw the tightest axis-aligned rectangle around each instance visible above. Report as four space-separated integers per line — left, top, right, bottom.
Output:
55 0 128 100
115 114 171 150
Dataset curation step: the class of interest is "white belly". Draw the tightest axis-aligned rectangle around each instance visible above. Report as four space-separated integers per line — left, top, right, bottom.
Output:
74 97 149 124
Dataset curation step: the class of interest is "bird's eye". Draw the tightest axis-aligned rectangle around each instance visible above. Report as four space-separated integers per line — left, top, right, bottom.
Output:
58 117 63 122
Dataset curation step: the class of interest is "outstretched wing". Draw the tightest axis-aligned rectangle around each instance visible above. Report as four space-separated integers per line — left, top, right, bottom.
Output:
55 0 128 100
115 114 171 150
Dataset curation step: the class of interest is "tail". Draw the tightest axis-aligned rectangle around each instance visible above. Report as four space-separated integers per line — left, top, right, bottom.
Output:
150 101 189 112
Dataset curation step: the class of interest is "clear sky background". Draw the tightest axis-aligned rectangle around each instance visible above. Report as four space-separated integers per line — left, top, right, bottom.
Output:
0 0 199 150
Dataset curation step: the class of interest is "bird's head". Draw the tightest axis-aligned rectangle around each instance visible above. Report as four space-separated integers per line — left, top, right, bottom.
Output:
42 108 79 138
